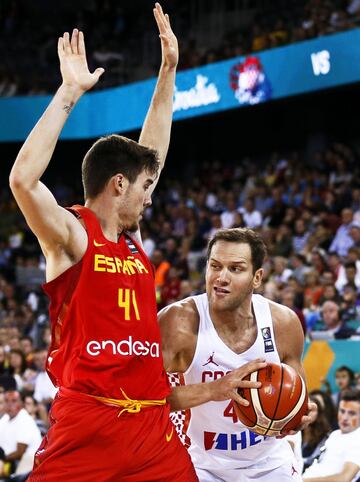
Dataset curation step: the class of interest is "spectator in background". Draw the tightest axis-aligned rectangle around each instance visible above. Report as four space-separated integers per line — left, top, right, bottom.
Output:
152 248 171 302
311 300 356 339
32 349 57 406
272 224 293 257
290 253 311 285
303 389 360 481
331 366 355 409
0 392 8 427
329 208 355 257
349 222 360 249
310 389 338 430
19 336 34 367
8 349 27 392
239 197 262 229
280 287 306 334
304 270 323 308
220 194 238 228
23 394 48 437
340 283 360 322
302 395 332 472
270 256 293 287
336 260 360 294
0 390 41 477
292 218 310 253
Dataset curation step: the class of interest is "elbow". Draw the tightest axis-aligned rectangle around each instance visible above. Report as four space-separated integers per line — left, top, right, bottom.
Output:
9 170 23 191
9 160 34 192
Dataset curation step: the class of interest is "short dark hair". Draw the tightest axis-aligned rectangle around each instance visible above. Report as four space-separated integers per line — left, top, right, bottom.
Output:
336 365 355 382
207 228 267 273
82 134 160 199
340 389 360 404
344 261 356 271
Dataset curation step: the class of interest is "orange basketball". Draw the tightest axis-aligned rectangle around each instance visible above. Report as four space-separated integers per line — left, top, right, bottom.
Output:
234 362 308 437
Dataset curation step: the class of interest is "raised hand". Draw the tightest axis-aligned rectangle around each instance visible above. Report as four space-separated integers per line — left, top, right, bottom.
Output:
58 29 104 94
153 3 178 69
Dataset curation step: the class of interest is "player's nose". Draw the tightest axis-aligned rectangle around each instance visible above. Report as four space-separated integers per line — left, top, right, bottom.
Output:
216 269 230 284
144 196 152 208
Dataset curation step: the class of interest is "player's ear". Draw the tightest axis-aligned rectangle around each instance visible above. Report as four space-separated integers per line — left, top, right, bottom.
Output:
253 268 263 289
113 174 126 194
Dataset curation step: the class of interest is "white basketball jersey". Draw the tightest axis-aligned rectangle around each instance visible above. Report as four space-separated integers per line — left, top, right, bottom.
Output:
172 293 294 472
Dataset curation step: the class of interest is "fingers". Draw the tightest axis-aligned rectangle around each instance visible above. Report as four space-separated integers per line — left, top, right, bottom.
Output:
153 3 168 34
59 29 85 56
231 392 250 407
71 28 79 55
235 358 267 378
78 31 86 56
237 380 262 389
92 67 105 81
57 37 64 59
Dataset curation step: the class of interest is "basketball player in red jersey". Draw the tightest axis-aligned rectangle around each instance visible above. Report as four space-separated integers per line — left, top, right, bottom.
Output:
9 4 199 481
159 228 318 481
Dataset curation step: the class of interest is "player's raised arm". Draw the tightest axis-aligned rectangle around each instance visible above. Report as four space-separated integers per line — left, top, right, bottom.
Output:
9 30 104 260
138 2 178 193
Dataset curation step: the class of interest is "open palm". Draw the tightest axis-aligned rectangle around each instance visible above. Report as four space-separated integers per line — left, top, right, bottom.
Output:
153 3 178 69
58 29 104 93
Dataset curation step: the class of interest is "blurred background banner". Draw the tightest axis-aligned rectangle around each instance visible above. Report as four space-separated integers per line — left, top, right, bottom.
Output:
1 27 360 142
303 340 360 391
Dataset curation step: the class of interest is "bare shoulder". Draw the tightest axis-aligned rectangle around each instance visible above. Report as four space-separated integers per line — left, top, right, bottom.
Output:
158 297 199 373
268 299 300 327
158 297 199 335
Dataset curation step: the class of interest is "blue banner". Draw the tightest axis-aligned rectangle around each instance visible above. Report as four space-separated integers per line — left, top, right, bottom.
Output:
1 28 360 141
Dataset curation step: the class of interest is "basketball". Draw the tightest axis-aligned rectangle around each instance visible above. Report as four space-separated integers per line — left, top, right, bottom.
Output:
234 362 308 437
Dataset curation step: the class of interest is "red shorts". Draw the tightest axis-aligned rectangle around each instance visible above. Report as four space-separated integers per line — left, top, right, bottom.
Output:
27 388 198 482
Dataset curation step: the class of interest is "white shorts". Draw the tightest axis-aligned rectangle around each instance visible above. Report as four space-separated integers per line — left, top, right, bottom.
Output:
195 456 302 482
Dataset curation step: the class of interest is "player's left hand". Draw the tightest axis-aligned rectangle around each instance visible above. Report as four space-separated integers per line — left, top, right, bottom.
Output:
276 400 318 438
153 3 178 69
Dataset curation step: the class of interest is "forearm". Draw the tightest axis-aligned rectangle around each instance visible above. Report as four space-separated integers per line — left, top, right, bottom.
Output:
10 84 82 189
3 448 25 463
304 475 348 482
168 382 213 412
139 64 176 167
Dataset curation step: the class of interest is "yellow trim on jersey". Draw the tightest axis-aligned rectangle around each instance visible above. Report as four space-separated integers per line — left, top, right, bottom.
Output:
88 388 166 416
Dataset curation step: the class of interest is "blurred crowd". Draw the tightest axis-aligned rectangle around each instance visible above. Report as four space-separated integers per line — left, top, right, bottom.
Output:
1 0 360 96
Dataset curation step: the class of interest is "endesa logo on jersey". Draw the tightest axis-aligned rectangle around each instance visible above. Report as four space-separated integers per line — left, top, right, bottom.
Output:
86 337 160 358
204 430 267 451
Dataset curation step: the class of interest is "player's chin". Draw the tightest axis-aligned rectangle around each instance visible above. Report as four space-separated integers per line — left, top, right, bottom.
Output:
127 221 140 232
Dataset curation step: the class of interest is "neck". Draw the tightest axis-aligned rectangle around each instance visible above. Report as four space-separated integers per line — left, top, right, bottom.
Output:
209 296 254 332
85 196 123 242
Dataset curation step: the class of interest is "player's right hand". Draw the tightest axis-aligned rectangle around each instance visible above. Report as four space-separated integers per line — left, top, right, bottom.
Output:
58 29 104 93
209 358 267 405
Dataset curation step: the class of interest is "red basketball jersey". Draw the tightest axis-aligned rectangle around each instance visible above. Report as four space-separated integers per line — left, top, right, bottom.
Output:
43 205 170 401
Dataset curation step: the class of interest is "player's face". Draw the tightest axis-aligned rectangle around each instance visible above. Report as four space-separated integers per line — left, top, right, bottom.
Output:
338 400 360 434
206 241 263 312
120 170 155 232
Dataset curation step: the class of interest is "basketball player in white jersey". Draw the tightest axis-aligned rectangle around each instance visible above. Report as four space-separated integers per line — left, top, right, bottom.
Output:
159 228 316 482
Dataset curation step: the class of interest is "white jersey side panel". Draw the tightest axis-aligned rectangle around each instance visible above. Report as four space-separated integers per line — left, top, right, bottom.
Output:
182 293 293 471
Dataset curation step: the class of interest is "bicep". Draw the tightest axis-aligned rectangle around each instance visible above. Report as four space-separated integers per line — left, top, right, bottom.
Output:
158 303 196 373
158 309 182 372
11 180 77 252
275 309 306 379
